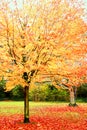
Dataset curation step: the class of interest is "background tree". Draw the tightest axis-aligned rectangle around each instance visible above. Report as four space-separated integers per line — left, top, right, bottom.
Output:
11 85 24 100
29 84 69 102
77 83 87 102
0 77 6 100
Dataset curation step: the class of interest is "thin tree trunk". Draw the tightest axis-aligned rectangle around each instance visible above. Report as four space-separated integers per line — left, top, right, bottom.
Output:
69 87 77 106
70 89 75 104
24 86 30 123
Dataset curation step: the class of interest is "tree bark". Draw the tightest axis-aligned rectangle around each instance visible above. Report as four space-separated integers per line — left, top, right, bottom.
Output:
69 86 77 106
24 86 30 123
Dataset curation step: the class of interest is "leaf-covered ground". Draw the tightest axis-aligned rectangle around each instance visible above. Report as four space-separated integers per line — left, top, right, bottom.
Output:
0 102 87 130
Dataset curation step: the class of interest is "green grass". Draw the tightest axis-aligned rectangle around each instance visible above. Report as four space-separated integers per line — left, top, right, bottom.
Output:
0 101 66 115
0 101 67 107
0 101 87 115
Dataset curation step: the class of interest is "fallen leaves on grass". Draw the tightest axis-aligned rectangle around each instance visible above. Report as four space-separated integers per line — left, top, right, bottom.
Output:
0 106 87 130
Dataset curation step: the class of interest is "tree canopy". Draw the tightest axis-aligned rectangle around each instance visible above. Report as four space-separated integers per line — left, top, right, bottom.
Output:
0 0 87 90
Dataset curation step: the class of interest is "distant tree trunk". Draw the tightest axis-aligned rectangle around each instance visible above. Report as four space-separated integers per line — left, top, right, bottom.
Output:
24 86 30 123
69 86 77 106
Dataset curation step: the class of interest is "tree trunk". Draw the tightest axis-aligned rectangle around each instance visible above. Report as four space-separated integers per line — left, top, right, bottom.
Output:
69 87 77 106
24 86 30 123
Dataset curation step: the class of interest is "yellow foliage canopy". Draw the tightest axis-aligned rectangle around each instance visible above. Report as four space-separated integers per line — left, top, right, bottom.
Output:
0 0 87 90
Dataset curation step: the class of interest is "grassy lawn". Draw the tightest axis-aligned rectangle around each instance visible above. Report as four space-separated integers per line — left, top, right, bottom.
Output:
0 101 67 114
0 101 86 114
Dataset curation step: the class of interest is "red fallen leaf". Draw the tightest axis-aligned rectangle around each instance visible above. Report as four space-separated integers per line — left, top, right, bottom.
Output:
0 106 87 130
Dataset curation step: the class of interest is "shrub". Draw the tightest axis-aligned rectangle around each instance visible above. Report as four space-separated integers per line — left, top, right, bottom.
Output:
45 85 69 101
0 78 6 99
77 83 87 98
77 83 87 102
29 85 69 102
10 85 24 100
29 86 47 101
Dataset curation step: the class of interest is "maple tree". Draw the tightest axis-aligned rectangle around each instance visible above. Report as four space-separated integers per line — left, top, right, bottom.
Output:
45 0 87 106
36 0 87 105
0 0 87 122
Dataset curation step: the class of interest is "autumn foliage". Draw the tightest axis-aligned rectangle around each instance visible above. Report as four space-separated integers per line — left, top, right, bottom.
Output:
0 0 87 90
